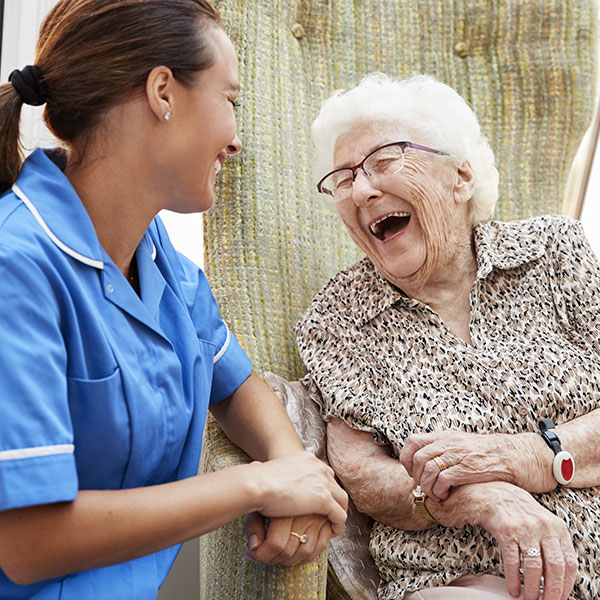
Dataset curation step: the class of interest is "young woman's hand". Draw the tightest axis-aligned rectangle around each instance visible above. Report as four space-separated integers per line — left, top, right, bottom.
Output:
249 451 347 533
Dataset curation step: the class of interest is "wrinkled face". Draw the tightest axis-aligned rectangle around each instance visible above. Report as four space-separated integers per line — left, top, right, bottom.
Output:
165 26 241 213
333 121 473 291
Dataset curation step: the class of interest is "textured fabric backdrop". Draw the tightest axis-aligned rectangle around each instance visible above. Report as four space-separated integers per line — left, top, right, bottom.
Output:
205 0 597 381
200 2 597 598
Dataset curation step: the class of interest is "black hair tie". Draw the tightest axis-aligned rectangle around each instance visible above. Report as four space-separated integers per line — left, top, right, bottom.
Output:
9 65 47 106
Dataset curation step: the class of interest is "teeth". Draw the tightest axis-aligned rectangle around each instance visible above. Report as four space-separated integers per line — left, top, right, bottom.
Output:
214 159 222 174
369 211 409 236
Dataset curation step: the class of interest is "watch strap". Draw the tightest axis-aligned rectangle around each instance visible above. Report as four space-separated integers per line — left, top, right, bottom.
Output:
412 485 437 522
539 429 562 455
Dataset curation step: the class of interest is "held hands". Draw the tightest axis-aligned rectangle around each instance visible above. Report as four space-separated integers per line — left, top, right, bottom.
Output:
436 482 577 600
244 513 335 566
250 451 348 535
244 450 345 566
400 430 552 501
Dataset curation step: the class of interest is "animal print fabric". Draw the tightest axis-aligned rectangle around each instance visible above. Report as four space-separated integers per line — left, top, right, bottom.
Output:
296 216 600 600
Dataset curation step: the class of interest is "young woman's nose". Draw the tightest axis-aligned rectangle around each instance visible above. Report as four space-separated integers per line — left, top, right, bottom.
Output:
227 135 242 155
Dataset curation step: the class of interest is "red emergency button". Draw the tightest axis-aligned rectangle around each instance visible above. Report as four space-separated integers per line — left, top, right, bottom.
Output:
553 450 575 485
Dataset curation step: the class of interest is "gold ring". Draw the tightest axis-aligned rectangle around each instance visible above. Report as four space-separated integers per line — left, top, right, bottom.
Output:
433 456 448 471
290 531 308 543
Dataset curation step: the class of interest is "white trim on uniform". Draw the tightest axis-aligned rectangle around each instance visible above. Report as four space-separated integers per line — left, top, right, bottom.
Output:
0 444 75 462
213 323 230 364
12 183 104 269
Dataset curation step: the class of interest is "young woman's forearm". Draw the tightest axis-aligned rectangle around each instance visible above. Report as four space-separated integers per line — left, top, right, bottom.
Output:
0 465 262 585
0 448 347 586
210 371 305 460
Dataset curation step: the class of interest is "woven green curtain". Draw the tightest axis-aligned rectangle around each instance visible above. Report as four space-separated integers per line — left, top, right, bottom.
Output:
200 1 597 599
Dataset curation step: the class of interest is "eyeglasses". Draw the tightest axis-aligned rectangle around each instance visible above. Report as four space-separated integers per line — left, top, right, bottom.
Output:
316 141 447 201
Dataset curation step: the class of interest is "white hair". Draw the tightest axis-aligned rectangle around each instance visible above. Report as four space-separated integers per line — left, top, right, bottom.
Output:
311 73 499 225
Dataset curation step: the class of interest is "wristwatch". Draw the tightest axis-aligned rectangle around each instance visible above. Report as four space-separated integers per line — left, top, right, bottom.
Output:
537 418 575 485
411 485 437 522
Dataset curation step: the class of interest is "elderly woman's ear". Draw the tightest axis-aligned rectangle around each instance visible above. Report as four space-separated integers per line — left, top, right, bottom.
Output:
454 161 475 205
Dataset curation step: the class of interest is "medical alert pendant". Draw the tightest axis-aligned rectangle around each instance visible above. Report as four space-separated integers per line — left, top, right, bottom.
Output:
553 450 574 485
537 418 575 486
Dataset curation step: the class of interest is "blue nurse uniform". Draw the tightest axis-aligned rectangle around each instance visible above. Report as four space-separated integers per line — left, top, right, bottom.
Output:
0 149 253 599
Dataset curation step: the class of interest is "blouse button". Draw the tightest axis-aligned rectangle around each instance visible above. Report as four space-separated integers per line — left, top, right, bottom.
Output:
106 283 115 294
291 23 305 39
454 41 469 58
519 405 529 417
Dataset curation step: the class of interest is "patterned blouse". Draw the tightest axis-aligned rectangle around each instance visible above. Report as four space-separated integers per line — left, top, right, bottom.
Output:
296 216 600 600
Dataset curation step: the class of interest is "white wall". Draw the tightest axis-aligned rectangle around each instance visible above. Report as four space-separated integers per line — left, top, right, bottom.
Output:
0 0 59 150
580 129 600 260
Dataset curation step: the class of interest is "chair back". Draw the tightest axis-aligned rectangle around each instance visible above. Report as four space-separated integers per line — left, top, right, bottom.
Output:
200 2 597 598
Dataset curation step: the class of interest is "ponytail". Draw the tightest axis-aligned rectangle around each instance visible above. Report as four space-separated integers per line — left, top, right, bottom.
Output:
0 0 222 194
0 83 24 194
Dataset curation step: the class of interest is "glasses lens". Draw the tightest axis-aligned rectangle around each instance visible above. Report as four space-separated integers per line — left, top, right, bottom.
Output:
365 144 405 176
320 169 354 198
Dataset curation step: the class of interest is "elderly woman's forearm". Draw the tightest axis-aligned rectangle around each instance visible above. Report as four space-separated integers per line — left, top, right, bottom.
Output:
403 408 600 500
552 407 600 487
510 408 600 491
326 418 435 530
334 455 428 529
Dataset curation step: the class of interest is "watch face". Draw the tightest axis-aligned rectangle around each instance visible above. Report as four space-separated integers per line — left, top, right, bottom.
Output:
412 485 424 499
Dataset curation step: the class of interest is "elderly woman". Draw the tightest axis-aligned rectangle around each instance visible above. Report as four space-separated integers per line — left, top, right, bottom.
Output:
296 73 600 600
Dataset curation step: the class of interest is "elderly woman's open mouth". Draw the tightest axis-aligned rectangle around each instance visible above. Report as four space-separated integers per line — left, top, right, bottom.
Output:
369 212 411 241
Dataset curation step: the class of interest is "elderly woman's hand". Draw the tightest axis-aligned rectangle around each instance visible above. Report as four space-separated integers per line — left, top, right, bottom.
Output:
400 429 554 501
244 512 334 566
432 482 577 600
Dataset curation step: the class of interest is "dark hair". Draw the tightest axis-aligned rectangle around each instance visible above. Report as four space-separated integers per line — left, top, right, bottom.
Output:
0 0 221 193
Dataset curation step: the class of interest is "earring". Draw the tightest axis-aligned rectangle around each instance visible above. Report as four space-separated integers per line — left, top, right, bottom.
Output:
164 111 171 121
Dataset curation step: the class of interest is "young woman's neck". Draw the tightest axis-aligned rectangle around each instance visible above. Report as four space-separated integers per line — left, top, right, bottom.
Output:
64 102 163 277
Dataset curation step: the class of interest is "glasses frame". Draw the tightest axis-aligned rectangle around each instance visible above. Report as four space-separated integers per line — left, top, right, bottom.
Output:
316 140 448 199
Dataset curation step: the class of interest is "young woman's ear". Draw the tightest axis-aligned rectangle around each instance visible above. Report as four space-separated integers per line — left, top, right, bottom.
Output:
145 66 175 122
454 161 475 204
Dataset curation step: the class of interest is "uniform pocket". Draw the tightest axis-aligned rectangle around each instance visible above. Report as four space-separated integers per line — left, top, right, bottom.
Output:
67 367 131 489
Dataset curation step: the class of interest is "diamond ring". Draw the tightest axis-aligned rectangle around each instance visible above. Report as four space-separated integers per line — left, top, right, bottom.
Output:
290 531 308 543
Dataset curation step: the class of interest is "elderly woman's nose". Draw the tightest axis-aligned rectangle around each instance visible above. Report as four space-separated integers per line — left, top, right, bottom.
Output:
351 170 382 205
